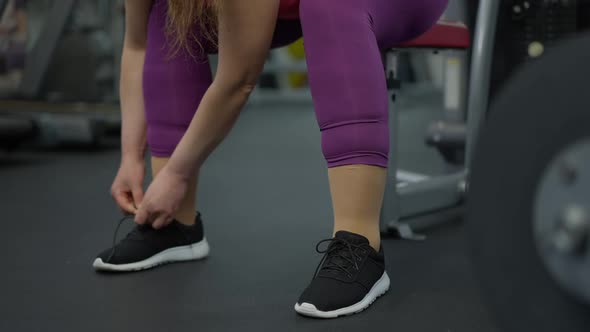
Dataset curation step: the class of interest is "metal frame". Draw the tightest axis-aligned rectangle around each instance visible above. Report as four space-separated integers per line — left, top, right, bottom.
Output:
0 0 8 17
19 0 78 99
465 0 500 170
380 0 501 236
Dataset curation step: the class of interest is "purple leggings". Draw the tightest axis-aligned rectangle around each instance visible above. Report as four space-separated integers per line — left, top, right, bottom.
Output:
143 0 448 167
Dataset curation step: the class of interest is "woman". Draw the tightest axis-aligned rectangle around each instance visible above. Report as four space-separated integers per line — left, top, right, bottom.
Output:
93 0 448 318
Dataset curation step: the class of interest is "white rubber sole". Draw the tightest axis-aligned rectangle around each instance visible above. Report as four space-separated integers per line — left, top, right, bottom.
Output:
294 271 390 319
93 238 210 272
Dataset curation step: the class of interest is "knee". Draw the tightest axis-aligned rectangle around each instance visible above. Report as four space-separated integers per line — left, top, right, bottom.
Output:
321 120 389 168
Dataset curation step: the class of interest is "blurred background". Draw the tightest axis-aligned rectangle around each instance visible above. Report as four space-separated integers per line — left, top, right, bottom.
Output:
0 0 475 153
1 1 590 331
1 0 588 157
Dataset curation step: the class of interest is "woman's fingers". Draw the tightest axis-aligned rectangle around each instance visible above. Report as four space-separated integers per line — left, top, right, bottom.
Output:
152 213 172 230
135 204 149 225
135 207 171 229
131 187 144 210
112 190 136 214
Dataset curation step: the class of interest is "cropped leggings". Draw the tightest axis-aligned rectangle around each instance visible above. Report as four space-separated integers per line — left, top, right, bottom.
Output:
143 0 448 168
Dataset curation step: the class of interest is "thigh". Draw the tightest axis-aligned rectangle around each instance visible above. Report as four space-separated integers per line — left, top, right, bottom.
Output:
143 51 213 130
299 0 388 127
299 0 390 166
143 0 213 156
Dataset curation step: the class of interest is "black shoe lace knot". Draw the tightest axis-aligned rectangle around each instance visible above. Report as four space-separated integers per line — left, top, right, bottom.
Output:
313 238 371 279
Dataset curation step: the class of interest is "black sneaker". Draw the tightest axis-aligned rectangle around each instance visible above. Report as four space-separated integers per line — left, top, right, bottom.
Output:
93 212 210 272
294 231 390 318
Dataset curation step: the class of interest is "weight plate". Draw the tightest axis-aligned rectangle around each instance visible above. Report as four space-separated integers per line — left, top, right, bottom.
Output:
467 32 590 332
534 139 590 304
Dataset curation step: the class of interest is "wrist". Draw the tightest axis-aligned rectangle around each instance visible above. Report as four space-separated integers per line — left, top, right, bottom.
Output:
121 149 145 164
164 157 196 182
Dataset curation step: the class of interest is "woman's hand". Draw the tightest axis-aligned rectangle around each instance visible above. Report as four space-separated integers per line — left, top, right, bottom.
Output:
111 0 150 214
135 166 189 229
111 157 146 214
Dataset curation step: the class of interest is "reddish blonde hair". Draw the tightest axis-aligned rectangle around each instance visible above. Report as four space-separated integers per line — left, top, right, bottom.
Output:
165 0 219 56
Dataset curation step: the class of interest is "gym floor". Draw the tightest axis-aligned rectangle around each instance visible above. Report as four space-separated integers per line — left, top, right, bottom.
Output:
0 87 500 332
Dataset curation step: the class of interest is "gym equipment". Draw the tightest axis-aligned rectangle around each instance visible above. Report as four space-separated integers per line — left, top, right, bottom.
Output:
19 0 122 102
468 32 590 332
380 3 485 237
0 101 120 148
582 0 590 30
0 114 36 149
427 0 583 167
286 38 307 89
0 1 124 148
0 0 7 17
42 30 115 102
253 45 311 104
0 0 125 102
536 143 590 304
425 120 465 165
34 112 110 147
489 0 578 102
19 0 77 100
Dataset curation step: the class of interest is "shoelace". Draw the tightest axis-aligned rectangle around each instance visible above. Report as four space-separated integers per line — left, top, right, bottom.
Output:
106 214 136 263
313 238 370 279
105 215 191 263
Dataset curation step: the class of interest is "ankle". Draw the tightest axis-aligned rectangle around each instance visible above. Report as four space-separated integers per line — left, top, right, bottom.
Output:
369 239 381 252
333 227 381 251
366 237 381 252
175 210 197 226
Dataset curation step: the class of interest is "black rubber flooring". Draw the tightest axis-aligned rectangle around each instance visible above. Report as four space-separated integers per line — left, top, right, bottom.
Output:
0 97 500 332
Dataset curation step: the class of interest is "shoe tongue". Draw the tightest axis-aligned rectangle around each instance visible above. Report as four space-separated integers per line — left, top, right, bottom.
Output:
334 231 370 246
317 231 369 278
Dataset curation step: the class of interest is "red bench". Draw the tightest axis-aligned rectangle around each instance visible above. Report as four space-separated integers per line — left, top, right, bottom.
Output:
397 20 470 50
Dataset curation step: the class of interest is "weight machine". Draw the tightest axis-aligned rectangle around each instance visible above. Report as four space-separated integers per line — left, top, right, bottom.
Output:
468 30 590 332
379 0 498 238
380 0 590 330
380 0 584 238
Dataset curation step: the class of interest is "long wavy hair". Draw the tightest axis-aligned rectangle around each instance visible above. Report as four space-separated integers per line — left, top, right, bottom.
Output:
165 0 219 57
